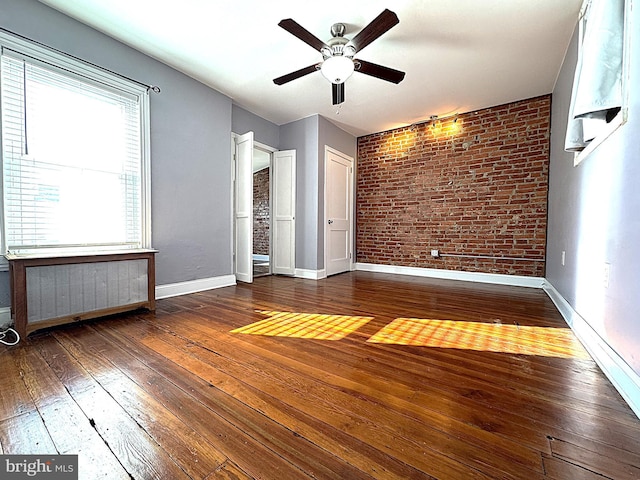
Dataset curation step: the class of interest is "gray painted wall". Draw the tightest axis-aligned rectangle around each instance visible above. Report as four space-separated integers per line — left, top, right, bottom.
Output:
232 105 279 148
278 114 357 272
1 0 234 292
280 116 320 271
547 6 640 376
318 116 358 160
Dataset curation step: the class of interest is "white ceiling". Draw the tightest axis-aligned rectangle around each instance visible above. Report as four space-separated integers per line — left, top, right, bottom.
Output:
38 0 581 137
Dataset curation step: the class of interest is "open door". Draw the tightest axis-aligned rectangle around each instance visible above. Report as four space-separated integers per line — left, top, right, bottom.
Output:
272 150 296 275
234 132 253 283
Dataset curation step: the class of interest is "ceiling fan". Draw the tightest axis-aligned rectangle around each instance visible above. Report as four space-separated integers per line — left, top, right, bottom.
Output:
273 9 405 105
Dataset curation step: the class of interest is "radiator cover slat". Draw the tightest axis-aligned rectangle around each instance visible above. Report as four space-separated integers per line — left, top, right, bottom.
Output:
26 260 149 324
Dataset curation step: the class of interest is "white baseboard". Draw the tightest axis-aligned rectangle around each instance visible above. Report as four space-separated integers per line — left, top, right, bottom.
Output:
0 307 12 328
355 262 545 288
543 282 640 419
295 268 327 280
156 274 236 300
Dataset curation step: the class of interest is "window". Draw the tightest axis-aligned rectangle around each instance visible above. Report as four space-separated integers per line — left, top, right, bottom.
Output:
565 0 629 165
0 31 151 256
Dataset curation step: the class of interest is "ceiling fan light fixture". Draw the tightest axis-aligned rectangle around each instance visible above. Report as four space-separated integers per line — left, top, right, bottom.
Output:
321 56 354 84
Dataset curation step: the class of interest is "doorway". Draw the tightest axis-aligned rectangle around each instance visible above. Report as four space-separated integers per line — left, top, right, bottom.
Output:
233 132 296 283
325 146 354 277
253 148 271 278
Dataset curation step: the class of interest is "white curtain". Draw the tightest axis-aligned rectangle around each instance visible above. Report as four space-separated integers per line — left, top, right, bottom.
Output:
565 0 625 152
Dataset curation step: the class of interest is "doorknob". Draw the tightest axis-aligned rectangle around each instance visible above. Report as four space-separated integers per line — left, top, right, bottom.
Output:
328 219 333 224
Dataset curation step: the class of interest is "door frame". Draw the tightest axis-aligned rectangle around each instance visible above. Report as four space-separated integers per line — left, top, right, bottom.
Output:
323 145 355 276
231 133 280 282
254 142 277 276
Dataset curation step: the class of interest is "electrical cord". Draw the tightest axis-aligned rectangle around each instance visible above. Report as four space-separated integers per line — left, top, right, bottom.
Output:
0 327 20 346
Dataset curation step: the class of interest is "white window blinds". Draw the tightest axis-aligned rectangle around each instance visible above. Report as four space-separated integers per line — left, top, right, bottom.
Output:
1 48 146 254
565 0 625 153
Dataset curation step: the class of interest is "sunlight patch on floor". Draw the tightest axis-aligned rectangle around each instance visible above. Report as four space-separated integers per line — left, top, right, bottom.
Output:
230 310 374 340
367 318 590 359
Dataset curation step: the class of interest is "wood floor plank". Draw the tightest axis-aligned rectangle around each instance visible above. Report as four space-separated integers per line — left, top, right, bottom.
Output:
76 322 354 480
152 275 640 462
549 437 640 480
121 316 537 479
228 276 628 414
0 349 36 421
279 324 640 451
352 342 638 431
172 308 554 453
90 319 423 480
143 310 547 475
144 304 557 455
36 332 224 479
4 272 640 479
204 276 640 447
542 454 612 480
183 277 620 410
205 460 253 480
0 410 56 455
12 343 131 479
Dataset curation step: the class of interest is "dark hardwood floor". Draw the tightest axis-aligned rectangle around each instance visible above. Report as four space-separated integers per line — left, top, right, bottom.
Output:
1 271 639 479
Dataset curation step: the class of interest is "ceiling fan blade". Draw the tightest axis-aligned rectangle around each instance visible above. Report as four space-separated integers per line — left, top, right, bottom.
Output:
350 9 399 53
273 64 320 85
332 83 345 105
278 19 329 52
355 59 405 84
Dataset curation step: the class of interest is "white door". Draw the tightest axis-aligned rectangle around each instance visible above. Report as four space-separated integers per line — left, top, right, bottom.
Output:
325 147 353 277
272 150 296 275
234 132 253 283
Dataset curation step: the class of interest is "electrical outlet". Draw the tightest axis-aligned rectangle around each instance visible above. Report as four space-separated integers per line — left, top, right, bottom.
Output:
430 249 439 258
603 263 611 288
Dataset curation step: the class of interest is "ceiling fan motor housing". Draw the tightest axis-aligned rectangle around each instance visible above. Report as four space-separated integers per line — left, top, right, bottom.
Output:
330 22 346 37
322 36 355 60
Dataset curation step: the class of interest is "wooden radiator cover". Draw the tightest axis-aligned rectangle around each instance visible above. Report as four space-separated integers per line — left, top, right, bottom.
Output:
6 250 156 338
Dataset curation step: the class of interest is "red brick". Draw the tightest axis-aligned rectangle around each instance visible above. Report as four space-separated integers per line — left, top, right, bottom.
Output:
356 96 550 277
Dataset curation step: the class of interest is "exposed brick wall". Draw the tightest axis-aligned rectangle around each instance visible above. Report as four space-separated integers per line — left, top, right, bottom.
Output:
356 95 550 277
253 168 269 256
